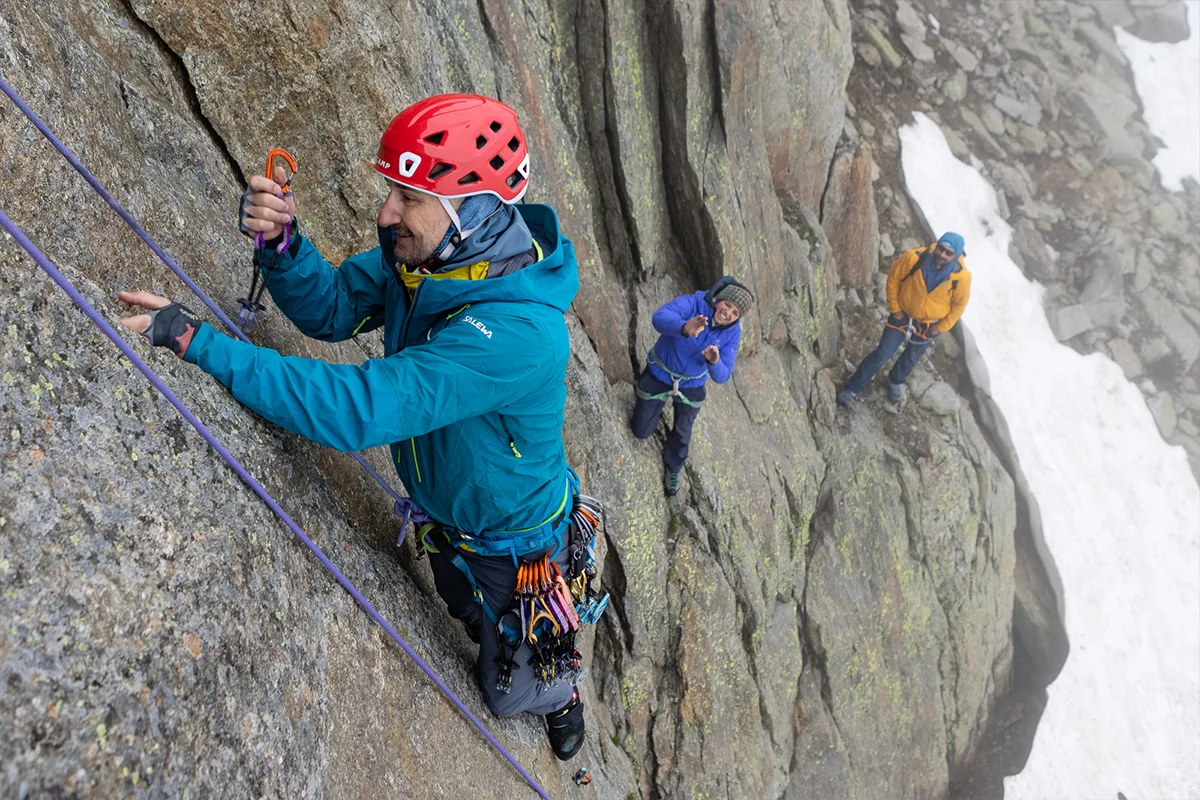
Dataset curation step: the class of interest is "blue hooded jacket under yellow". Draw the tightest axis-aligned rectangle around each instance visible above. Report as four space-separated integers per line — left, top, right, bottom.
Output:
183 204 579 538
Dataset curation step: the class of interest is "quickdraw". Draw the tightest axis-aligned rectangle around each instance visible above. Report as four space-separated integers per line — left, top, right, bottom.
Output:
238 147 298 331
496 492 609 694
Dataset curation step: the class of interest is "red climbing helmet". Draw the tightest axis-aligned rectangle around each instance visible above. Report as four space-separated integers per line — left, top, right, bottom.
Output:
374 94 530 203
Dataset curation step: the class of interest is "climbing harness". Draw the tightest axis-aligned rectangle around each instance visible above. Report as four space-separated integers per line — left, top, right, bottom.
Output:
0 74 550 798
237 147 298 331
885 315 918 343
635 349 707 408
493 491 610 695
884 315 938 344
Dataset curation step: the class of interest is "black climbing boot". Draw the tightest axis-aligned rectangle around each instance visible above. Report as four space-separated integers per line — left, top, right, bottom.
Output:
546 689 585 761
664 470 680 497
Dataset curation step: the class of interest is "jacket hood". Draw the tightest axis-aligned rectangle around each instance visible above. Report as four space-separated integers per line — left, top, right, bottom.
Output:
377 198 534 275
386 203 579 320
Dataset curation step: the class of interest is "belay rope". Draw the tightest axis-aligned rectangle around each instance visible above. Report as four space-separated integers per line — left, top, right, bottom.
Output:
495 493 610 694
0 73 551 798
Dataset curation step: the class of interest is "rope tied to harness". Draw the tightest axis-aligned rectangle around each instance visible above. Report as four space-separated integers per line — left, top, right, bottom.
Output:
393 497 432 547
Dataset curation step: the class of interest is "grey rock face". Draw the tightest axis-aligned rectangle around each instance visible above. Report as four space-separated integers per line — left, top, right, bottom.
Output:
1129 0 1192 43
822 142 880 290
1011 218 1058 281
1050 304 1096 341
919 381 962 416
1107 338 1145 379
1 1 1017 799
1148 392 1178 437
1139 288 1200 370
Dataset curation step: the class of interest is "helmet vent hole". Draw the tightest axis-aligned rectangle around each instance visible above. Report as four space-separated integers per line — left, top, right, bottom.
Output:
475 135 488 150
507 137 520 152
423 131 446 145
489 155 505 170
506 170 524 189
457 171 482 186
490 121 503 133
427 162 453 181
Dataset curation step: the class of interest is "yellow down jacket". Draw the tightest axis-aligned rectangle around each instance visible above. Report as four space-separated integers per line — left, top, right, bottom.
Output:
885 244 972 333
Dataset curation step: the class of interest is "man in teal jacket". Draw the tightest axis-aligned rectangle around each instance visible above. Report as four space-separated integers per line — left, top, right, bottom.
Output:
119 95 587 759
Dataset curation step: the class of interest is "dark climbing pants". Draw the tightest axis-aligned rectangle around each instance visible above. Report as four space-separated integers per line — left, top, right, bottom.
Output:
426 526 575 718
843 324 935 395
630 367 706 473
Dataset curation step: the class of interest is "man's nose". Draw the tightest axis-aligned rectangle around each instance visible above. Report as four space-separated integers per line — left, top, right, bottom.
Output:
378 191 403 227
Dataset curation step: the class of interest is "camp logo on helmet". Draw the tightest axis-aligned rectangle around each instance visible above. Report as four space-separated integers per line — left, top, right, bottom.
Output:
462 315 493 339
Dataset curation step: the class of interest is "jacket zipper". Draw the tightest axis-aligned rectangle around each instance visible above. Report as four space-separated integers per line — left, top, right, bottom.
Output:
499 417 522 458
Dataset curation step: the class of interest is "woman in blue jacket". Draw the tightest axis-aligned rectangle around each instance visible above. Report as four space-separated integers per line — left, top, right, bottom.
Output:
631 277 752 496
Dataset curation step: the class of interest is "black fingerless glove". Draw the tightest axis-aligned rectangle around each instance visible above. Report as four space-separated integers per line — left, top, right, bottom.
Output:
142 303 203 359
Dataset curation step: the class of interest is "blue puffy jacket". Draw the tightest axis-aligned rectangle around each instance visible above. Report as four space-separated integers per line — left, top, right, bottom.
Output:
648 278 743 389
183 204 579 537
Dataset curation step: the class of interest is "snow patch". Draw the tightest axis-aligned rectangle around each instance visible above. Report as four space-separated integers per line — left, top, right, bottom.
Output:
900 112 1200 800
1115 0 1200 190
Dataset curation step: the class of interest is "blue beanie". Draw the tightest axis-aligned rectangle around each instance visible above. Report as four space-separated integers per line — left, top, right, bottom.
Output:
937 232 965 258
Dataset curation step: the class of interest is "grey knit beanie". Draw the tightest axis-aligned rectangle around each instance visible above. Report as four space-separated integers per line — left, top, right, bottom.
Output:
716 283 753 316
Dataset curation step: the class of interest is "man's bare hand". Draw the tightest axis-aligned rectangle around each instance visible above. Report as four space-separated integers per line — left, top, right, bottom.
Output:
703 344 719 364
240 164 295 240
682 314 708 337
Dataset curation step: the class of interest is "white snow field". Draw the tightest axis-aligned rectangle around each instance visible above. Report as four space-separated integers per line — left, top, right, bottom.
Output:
899 113 1200 800
1115 0 1200 190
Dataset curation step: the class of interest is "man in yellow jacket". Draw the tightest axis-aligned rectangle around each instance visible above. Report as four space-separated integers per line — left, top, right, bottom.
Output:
838 232 971 407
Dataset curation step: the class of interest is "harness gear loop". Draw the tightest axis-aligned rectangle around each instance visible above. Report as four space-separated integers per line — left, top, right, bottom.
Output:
239 147 299 331
486 487 608 694
635 349 706 408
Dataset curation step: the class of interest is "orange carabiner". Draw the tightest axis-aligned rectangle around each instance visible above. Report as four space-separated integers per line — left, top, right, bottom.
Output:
264 147 298 194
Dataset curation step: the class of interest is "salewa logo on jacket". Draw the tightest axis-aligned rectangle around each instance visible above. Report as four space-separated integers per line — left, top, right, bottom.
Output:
462 315 493 339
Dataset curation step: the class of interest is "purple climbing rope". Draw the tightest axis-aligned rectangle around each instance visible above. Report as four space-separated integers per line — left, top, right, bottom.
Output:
0 73 245 339
0 73 407 510
0 206 551 800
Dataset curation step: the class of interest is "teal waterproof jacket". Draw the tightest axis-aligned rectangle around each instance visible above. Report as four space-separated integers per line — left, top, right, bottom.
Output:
183 204 579 537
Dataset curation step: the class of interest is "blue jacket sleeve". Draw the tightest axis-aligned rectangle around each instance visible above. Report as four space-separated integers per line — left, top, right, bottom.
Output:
651 292 701 337
708 325 740 383
183 314 557 453
260 234 388 342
